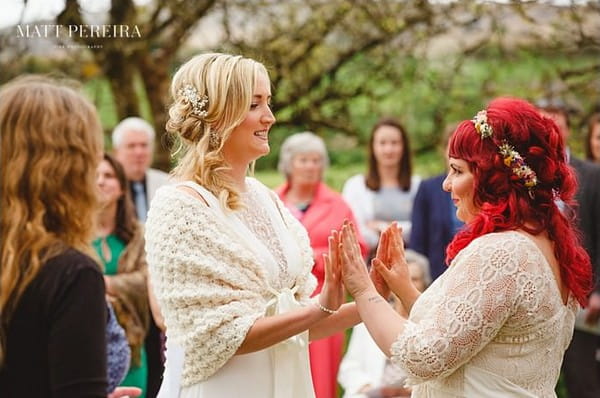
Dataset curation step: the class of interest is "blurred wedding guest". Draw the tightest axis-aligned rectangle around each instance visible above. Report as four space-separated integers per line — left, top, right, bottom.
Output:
106 303 132 393
112 116 168 397
112 117 170 223
342 118 420 254
275 131 368 398
338 97 593 397
145 52 360 398
585 112 600 164
94 153 151 397
410 124 463 280
0 76 138 398
538 100 600 398
338 250 430 398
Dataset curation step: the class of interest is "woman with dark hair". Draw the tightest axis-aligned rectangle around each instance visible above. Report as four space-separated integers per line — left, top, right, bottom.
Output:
585 112 600 163
94 153 150 397
342 118 420 252
336 97 592 397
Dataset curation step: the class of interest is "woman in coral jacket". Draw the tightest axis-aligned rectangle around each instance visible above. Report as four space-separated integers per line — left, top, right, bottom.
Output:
276 131 368 398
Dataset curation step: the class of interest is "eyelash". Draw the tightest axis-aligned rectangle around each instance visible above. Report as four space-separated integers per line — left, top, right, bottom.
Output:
250 102 273 110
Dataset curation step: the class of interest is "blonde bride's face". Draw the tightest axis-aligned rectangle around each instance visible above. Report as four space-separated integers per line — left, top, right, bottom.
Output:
222 73 276 165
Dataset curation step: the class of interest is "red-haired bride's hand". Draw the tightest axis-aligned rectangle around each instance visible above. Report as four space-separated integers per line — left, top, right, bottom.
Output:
372 223 413 299
339 220 376 298
370 225 391 299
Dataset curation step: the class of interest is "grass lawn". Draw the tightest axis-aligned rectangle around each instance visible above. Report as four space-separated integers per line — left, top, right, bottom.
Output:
255 150 447 192
254 163 367 191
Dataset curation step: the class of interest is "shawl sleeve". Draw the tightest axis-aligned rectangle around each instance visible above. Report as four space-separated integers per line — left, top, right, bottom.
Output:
144 186 274 383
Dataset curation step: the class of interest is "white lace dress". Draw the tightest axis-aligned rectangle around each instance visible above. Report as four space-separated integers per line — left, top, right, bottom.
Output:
154 179 315 398
391 231 578 397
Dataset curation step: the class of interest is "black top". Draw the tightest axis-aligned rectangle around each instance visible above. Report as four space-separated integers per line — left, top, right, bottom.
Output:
0 249 108 397
571 157 600 293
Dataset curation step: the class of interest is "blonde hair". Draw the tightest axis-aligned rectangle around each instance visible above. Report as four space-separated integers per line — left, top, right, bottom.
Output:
0 76 103 365
167 52 269 210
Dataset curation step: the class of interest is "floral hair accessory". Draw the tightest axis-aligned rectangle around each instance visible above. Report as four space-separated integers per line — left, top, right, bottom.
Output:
498 142 538 190
472 110 493 138
179 84 208 118
471 109 538 198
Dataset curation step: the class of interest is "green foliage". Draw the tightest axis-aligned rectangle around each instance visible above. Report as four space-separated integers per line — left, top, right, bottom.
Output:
262 50 597 174
84 78 118 128
328 147 365 169
82 46 596 172
83 73 155 151
252 168 284 189
555 371 568 398
256 156 444 192
12 55 81 80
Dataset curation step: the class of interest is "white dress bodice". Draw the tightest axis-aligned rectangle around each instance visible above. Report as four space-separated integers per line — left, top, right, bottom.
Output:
158 178 314 398
391 231 578 397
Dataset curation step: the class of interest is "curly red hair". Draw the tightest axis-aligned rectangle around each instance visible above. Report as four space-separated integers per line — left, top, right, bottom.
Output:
445 97 592 306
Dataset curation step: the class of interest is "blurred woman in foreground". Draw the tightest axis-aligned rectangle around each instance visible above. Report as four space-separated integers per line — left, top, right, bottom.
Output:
0 76 139 398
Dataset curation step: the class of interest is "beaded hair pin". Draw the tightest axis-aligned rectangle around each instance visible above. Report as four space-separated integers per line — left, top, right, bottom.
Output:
179 84 208 118
472 110 538 197
178 84 221 147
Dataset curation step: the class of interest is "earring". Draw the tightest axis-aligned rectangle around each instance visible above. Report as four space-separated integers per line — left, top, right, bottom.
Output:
209 130 220 148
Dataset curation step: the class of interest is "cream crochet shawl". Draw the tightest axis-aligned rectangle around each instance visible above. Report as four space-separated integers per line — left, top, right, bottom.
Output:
144 179 316 386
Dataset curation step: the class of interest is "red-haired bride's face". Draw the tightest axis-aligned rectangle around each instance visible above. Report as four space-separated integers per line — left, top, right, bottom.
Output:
443 158 478 223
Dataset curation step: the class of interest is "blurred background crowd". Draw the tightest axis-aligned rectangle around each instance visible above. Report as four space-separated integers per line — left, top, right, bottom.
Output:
1 1 599 397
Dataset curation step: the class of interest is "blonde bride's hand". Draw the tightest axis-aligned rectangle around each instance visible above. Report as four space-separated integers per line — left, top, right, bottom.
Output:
319 230 345 313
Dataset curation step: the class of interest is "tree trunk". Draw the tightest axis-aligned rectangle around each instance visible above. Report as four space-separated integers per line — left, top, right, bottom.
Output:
139 51 171 171
104 51 140 121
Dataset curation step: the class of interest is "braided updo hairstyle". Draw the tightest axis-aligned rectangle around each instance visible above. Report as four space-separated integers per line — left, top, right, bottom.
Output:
445 97 592 305
167 52 270 210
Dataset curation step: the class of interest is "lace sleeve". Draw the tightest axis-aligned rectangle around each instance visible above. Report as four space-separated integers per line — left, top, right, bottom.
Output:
390 233 530 382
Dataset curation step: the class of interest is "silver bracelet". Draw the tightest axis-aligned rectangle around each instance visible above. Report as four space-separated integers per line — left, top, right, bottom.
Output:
314 299 336 315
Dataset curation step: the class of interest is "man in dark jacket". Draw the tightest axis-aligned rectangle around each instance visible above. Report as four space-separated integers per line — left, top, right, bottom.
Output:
539 99 600 398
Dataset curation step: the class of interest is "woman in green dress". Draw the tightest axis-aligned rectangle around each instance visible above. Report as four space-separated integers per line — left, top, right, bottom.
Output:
94 153 150 398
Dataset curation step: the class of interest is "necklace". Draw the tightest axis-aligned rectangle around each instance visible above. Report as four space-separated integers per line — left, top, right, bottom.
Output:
295 201 310 212
98 235 112 264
